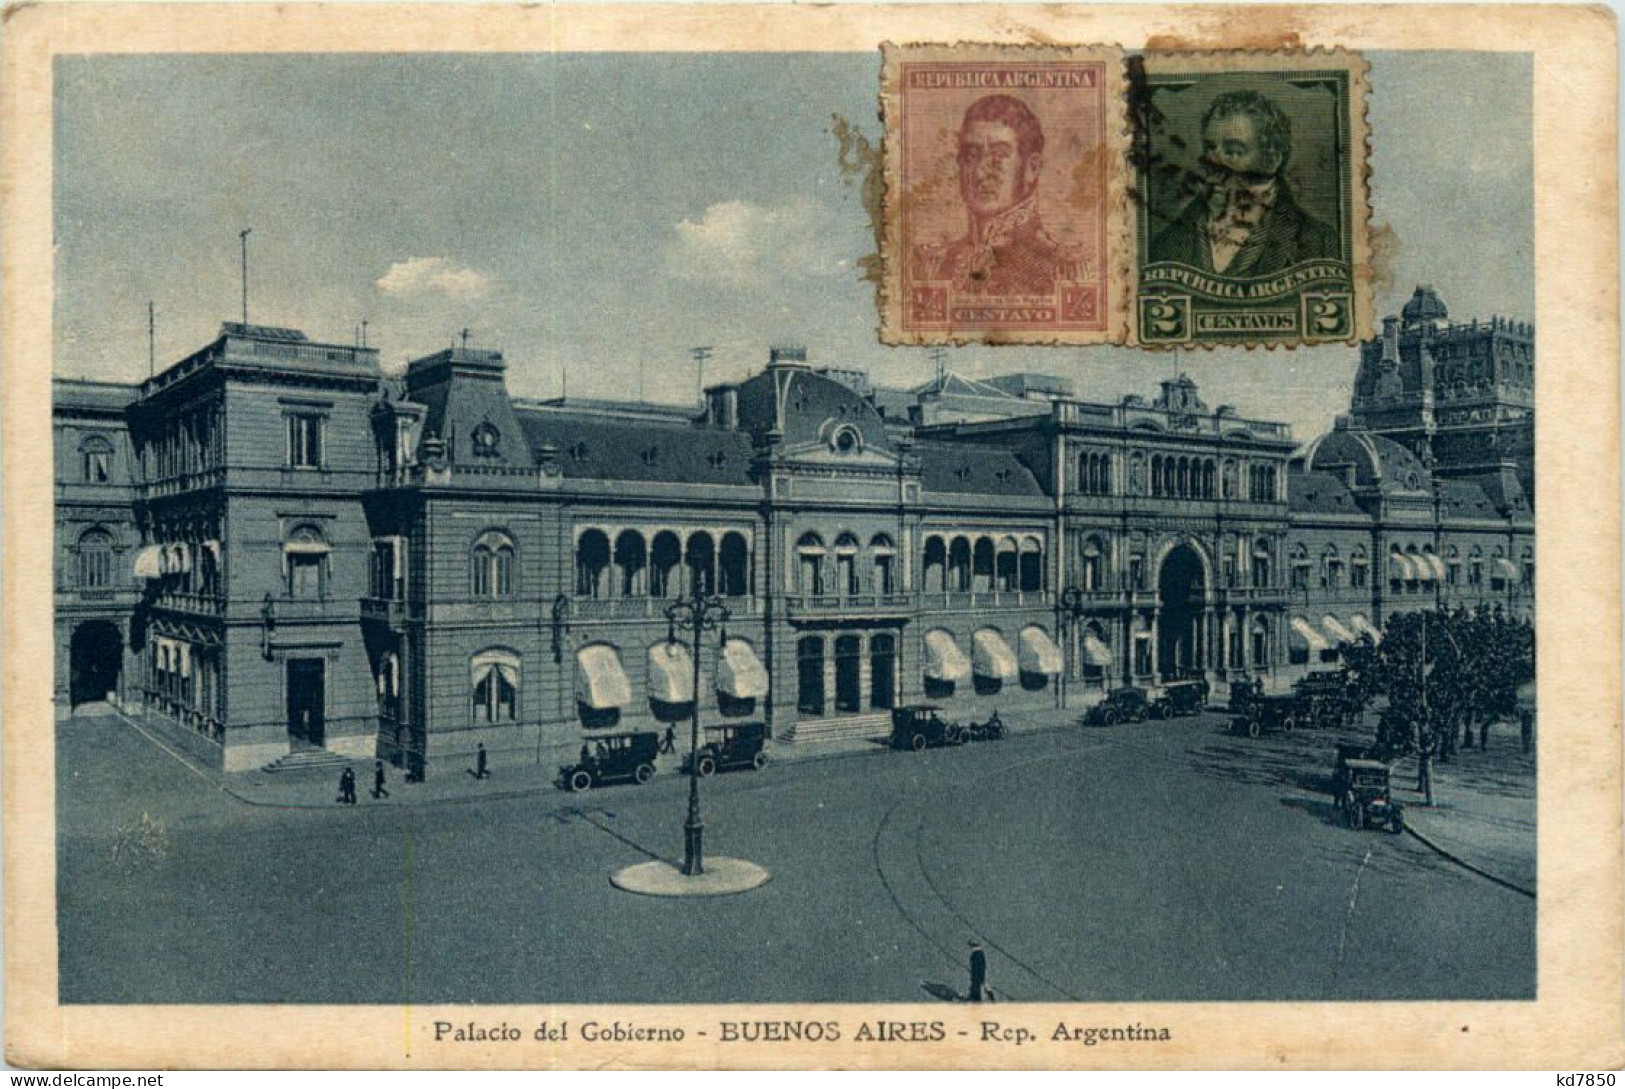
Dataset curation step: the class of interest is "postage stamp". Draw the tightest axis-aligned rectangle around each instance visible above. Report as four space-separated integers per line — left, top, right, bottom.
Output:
1132 50 1372 347
879 42 1130 345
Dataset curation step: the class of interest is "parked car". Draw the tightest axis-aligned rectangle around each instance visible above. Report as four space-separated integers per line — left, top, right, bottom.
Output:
1150 678 1209 719
890 705 964 751
684 722 770 776
1334 758 1405 833
1084 686 1149 726
557 731 661 792
1294 671 1360 728
1230 694 1300 739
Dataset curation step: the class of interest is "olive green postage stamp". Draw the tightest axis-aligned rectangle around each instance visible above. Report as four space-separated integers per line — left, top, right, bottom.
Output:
1132 49 1372 347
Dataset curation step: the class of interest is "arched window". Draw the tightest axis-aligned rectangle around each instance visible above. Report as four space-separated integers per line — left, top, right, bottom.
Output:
686 532 717 596
870 533 897 595
719 532 750 597
651 531 682 597
1321 545 1342 590
471 530 516 598
1445 544 1461 586
1289 543 1311 591
77 528 114 589
1251 538 1273 589
470 648 519 723
796 532 826 596
1468 545 1484 587
285 524 329 600
1080 534 1106 591
995 537 1019 592
948 537 972 592
1150 454 1163 497
575 529 611 598
80 435 113 483
1350 545 1369 589
614 530 648 596
972 537 996 592
923 536 947 594
833 533 860 596
1019 536 1043 592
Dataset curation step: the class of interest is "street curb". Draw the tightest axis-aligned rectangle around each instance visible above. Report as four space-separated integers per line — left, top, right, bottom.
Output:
1402 822 1535 899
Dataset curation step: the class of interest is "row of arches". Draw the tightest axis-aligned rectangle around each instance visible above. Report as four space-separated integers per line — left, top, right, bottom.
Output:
577 528 752 599
920 535 1045 594
794 532 899 596
1150 454 1217 500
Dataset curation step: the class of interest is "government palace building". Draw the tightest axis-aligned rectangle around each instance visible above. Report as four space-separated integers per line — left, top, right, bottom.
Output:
53 286 1534 774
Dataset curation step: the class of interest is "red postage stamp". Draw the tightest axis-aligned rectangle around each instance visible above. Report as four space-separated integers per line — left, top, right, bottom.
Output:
880 43 1129 345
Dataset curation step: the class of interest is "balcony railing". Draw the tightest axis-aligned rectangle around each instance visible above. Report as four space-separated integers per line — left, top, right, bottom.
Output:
571 595 759 620
919 589 1051 611
157 592 227 616
784 592 916 619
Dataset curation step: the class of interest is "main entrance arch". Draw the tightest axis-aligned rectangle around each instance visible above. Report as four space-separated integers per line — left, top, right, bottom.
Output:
69 620 123 708
1157 544 1206 680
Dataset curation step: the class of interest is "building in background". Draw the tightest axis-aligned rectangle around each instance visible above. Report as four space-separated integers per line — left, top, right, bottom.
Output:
53 289 1534 774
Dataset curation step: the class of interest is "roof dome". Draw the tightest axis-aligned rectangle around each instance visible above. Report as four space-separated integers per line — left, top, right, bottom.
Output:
1303 424 1430 491
1401 285 1448 327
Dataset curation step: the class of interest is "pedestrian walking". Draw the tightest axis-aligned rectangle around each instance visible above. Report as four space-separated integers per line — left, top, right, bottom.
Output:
967 939 987 1003
474 742 490 780
372 760 390 800
660 725 676 755
338 766 357 805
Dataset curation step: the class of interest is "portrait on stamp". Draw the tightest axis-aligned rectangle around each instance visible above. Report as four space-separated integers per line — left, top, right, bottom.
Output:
881 43 1127 345
1135 53 1371 347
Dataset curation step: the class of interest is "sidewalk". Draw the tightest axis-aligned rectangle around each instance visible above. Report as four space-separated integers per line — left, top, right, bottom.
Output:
1389 732 1536 894
144 702 1088 812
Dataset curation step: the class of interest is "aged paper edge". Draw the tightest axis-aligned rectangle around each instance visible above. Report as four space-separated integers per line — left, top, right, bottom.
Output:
3 1 1621 1072
876 41 1134 347
1131 47 1375 350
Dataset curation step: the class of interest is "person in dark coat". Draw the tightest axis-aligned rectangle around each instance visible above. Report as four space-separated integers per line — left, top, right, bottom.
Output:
1150 89 1339 278
474 742 490 780
338 767 356 805
372 760 390 800
967 939 988 1002
660 725 676 755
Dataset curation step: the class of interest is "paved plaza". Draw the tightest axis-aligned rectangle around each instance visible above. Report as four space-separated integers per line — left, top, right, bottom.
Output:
57 706 1534 1004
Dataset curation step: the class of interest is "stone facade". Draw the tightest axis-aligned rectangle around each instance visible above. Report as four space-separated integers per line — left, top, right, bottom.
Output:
53 289 1534 774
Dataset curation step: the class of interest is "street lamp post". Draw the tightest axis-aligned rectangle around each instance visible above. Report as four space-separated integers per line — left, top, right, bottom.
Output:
664 589 730 877
1056 586 1089 710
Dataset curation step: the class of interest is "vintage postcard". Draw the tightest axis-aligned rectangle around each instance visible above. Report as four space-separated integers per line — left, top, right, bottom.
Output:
1133 50 1373 347
2 2 1620 1074
879 42 1130 345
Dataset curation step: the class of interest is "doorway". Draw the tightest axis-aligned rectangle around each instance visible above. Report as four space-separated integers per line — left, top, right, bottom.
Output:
287 658 326 748
69 620 122 707
1157 545 1206 679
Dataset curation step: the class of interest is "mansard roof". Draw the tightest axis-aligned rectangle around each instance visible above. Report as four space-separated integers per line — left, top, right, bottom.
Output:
1286 470 1366 516
516 409 756 487
1302 425 1431 491
914 440 1044 498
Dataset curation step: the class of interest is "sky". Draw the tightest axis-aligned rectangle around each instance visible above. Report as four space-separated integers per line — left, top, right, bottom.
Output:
54 51 1532 445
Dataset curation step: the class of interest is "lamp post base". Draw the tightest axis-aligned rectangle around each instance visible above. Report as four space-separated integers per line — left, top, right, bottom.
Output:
611 857 770 897
681 819 705 876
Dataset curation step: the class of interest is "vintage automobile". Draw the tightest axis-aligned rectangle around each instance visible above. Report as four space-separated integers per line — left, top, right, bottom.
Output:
1083 686 1150 726
557 731 661 792
961 710 1006 742
684 722 770 776
1228 679 1267 716
1230 694 1300 739
890 704 964 751
1334 758 1406 833
1150 678 1210 719
1294 671 1360 729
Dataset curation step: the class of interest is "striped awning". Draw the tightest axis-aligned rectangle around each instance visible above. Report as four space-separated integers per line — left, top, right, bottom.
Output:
471 648 519 687
1350 614 1382 644
1494 557 1521 580
1321 615 1357 644
924 630 971 683
1082 633 1113 667
1390 554 1417 580
717 639 770 700
1018 627 1063 675
133 545 163 579
972 629 1018 681
574 645 630 710
1419 553 1446 580
1290 616 1330 652
647 641 695 704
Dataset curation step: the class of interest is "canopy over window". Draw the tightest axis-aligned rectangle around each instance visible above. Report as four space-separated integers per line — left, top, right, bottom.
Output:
1494 557 1521 580
1018 627 1064 675
471 648 520 687
1390 553 1417 579
717 639 769 699
647 642 695 705
972 629 1018 681
924 630 971 683
1349 613 1382 643
1083 633 1113 667
284 539 332 555
1419 553 1446 580
1290 616 1330 652
133 545 163 579
1320 615 1356 644
574 645 631 710
201 540 222 565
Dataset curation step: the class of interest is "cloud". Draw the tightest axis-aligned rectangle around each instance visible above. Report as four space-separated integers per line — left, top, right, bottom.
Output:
376 257 494 300
665 199 850 288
